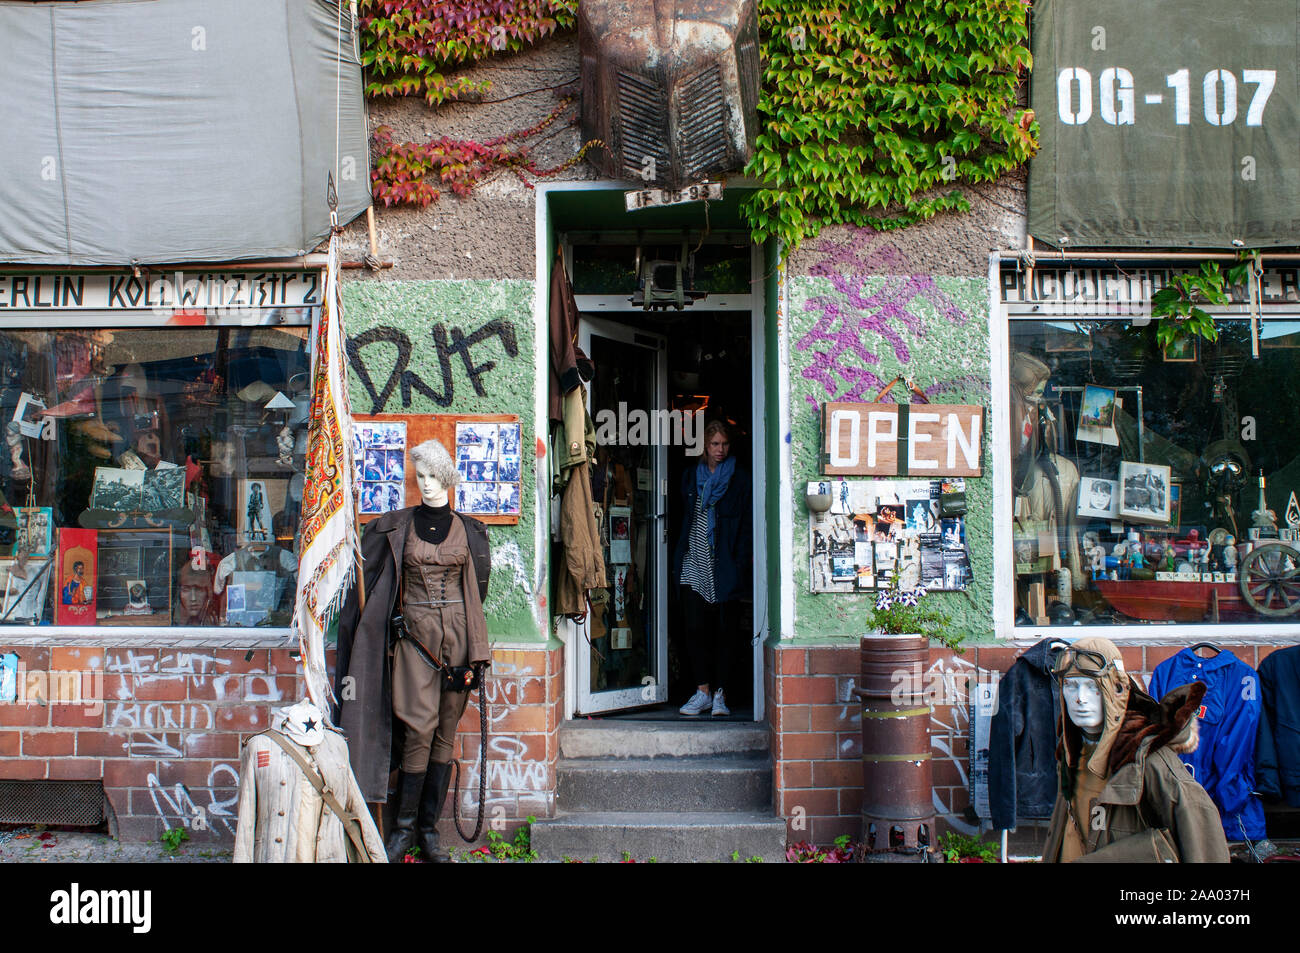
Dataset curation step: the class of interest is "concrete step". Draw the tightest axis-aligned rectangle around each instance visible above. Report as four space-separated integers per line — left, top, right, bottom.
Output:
559 720 769 759
558 755 771 812
531 811 788 863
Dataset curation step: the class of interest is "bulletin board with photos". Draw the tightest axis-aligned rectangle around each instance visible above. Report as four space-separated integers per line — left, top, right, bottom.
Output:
352 413 522 525
1007 308 1300 627
808 477 972 594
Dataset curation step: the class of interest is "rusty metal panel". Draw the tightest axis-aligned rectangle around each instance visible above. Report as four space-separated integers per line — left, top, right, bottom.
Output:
579 0 759 189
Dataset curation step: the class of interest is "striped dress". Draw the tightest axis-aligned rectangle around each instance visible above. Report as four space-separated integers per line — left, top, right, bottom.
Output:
679 493 717 603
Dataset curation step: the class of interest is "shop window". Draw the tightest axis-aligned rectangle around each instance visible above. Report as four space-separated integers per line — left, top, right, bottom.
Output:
1008 316 1300 628
0 321 311 628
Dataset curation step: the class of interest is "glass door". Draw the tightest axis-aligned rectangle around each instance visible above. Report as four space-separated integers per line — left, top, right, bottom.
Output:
574 317 668 713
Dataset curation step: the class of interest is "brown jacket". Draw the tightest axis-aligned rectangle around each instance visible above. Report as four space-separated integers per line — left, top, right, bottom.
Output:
556 459 607 617
1042 639 1229 863
334 507 490 802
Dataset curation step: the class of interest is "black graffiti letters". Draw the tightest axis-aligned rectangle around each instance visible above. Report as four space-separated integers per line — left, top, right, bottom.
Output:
347 319 518 413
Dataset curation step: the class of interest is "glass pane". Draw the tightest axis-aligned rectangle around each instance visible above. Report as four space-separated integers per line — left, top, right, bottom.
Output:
586 333 657 694
0 323 312 627
1008 317 1300 626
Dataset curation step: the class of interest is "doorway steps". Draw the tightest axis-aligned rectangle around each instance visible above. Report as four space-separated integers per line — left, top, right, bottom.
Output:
531 721 787 863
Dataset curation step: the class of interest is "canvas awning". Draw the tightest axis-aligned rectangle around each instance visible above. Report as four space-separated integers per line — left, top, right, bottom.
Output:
0 0 371 266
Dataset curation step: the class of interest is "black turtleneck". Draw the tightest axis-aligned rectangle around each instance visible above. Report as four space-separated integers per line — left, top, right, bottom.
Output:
413 501 453 545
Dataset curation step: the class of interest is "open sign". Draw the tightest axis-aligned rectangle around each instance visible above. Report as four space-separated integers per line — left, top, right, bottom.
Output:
821 402 983 477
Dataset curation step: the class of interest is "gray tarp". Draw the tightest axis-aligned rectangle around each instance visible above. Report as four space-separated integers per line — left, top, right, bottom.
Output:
1028 0 1300 248
0 0 371 265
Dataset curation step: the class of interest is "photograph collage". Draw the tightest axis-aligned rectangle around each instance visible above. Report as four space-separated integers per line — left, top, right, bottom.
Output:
808 477 971 594
353 420 407 515
455 421 522 516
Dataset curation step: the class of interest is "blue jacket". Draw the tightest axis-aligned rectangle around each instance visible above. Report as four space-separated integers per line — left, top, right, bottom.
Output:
1257 645 1300 809
988 637 1062 829
671 462 751 604
1149 648 1266 841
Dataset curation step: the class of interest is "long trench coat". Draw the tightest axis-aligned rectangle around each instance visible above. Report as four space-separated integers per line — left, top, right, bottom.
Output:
335 507 491 803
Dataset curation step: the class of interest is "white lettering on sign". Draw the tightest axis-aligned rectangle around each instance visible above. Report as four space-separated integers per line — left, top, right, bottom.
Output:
907 412 940 470
866 411 897 469
828 409 860 467
1056 67 1275 128
823 402 983 477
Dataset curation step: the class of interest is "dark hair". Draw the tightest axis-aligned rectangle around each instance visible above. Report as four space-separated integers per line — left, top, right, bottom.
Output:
72 561 84 573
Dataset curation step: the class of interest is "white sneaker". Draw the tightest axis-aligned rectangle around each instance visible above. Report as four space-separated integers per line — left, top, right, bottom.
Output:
711 689 730 716
679 689 712 715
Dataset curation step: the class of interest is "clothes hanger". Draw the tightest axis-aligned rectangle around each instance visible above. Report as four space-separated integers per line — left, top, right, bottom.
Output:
1187 641 1221 657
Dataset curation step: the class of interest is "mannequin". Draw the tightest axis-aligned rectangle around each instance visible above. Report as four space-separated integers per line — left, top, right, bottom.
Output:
1042 636 1229 863
335 438 491 865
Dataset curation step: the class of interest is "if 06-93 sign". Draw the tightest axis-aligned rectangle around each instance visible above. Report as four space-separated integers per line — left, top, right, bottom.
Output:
821 402 983 477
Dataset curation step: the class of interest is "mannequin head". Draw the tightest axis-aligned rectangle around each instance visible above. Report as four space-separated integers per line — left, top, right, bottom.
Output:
1062 676 1104 733
409 439 457 507
175 560 215 625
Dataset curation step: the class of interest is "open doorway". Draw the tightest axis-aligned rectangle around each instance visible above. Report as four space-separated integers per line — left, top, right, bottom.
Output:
576 308 755 720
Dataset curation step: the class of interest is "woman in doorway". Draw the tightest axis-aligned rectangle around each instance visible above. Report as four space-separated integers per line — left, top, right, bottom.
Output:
674 420 752 716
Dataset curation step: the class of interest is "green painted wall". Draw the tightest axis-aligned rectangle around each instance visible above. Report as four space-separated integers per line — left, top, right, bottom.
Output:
787 271 995 646
341 278 543 641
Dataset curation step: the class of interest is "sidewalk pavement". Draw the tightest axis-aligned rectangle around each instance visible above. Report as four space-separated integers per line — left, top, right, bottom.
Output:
0 827 230 863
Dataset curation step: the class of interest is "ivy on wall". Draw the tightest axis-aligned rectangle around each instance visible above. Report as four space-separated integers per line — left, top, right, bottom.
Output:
358 0 577 105
743 1 1038 252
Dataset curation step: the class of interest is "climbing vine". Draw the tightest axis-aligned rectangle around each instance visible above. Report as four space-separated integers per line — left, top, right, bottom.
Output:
371 99 598 206
357 0 577 106
742 1 1038 252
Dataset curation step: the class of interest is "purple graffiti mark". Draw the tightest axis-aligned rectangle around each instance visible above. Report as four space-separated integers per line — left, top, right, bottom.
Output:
795 228 976 411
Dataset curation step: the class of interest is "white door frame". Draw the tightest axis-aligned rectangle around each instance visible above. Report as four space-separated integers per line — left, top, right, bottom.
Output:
536 182 768 720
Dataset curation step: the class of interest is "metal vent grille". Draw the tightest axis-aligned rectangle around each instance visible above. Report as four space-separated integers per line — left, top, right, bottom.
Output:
616 69 671 182
678 65 728 179
0 780 106 827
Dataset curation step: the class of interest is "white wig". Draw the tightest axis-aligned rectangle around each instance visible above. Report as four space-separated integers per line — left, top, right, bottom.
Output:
408 439 459 488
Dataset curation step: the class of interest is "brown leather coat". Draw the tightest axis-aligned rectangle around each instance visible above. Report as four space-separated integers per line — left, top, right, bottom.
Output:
334 507 490 802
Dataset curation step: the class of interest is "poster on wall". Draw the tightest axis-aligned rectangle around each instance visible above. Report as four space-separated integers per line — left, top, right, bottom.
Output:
456 421 522 516
808 479 972 593
353 420 407 516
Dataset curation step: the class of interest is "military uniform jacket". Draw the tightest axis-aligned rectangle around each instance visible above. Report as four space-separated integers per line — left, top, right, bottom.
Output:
233 726 386 863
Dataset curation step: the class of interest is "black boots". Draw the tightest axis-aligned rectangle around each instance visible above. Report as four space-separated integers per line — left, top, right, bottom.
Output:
384 770 424 863
417 761 454 863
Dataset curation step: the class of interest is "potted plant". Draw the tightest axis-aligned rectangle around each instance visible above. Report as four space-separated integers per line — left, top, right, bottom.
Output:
866 576 961 652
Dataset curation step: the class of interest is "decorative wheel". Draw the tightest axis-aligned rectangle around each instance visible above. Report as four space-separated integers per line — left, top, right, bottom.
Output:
1237 542 1300 617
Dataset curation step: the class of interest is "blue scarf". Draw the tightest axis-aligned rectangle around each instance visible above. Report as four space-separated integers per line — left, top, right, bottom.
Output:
696 456 735 547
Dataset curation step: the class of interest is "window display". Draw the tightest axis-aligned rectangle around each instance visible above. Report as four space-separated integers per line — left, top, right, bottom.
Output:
1008 315 1300 627
0 322 311 628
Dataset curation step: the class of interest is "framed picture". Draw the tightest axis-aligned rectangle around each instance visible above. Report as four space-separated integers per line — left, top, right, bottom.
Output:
1162 336 1199 362
95 529 173 625
1079 384 1117 430
90 467 144 511
12 392 47 438
1119 461 1173 524
141 467 185 511
55 528 97 626
237 479 273 545
12 506 53 557
1077 477 1121 519
1169 481 1182 529
0 557 52 624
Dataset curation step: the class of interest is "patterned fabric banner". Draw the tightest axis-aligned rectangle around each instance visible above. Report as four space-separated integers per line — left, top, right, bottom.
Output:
293 233 360 717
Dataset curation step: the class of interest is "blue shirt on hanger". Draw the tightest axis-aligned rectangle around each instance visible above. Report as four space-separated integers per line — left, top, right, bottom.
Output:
1149 648 1267 841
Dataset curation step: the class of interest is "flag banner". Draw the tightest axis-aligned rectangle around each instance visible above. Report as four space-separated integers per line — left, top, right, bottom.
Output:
292 232 359 716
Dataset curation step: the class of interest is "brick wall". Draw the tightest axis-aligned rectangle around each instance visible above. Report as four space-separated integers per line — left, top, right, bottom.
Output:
1 640 563 844
767 638 1298 850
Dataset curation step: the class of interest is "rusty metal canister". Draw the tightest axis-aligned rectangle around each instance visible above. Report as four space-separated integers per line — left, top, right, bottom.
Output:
855 633 934 857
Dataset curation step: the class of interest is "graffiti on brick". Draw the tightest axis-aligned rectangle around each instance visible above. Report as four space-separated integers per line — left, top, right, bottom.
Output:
109 701 215 733
146 762 239 836
924 653 980 836
347 319 519 413
794 228 988 411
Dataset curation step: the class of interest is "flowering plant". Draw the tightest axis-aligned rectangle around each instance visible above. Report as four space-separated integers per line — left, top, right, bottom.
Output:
867 576 963 652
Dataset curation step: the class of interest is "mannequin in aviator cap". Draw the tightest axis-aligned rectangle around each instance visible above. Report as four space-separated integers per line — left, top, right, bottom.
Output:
1042 637 1228 862
335 439 491 864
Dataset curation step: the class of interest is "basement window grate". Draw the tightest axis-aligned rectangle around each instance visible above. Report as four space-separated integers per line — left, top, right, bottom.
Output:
0 780 107 827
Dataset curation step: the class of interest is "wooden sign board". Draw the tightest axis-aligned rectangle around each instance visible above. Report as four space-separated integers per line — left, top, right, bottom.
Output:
353 413 521 525
822 402 983 477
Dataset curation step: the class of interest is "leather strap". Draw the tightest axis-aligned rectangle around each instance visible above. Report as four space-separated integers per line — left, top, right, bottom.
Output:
260 729 372 863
